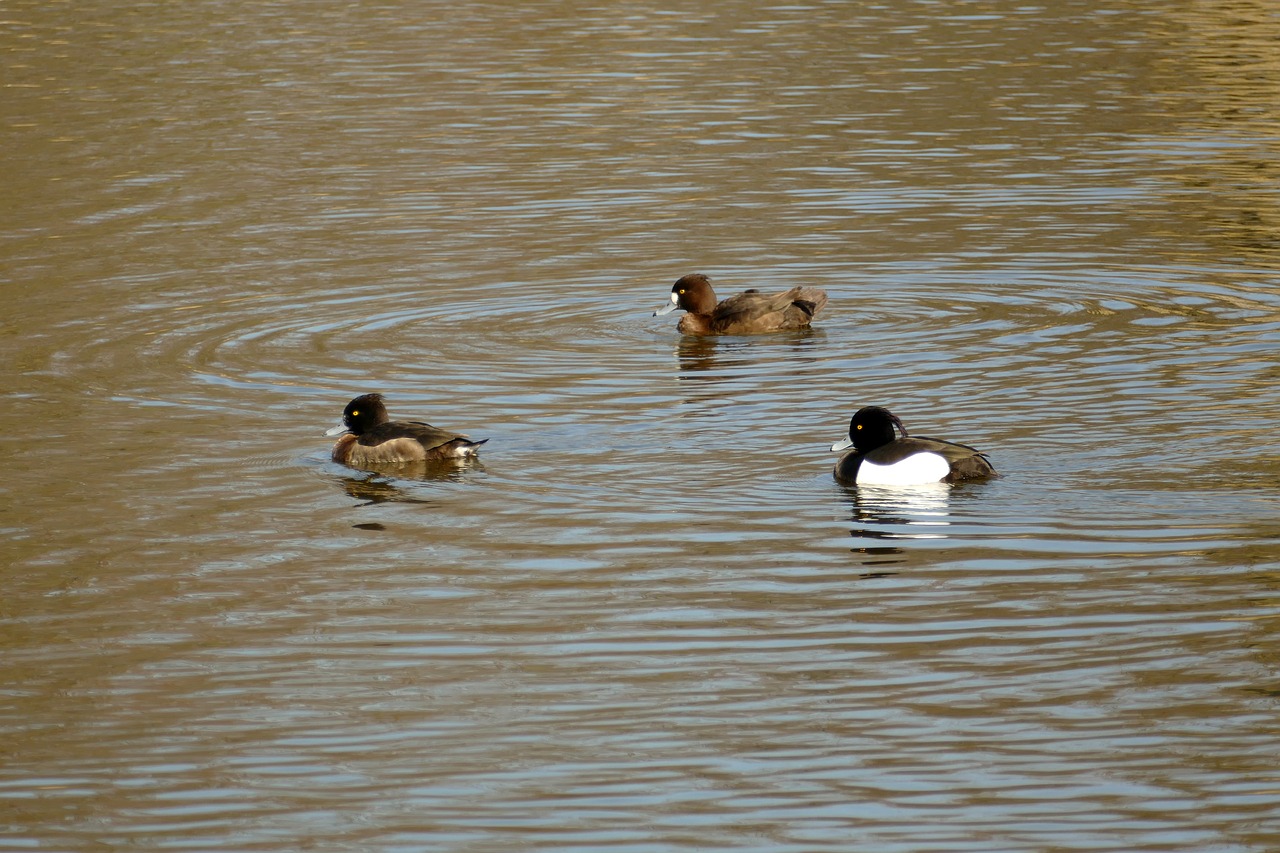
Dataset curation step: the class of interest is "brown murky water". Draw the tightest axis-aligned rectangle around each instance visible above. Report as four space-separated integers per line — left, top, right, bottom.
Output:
4 1 1280 850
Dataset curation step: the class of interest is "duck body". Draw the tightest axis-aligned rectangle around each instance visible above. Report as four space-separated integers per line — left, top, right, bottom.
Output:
327 393 486 467
654 273 827 335
832 406 996 486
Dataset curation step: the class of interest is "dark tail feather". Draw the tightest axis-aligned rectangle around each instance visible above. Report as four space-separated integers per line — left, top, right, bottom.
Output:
943 453 999 483
442 437 487 458
790 288 828 318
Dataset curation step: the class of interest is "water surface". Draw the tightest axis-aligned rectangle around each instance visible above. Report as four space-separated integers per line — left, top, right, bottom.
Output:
3 1 1280 850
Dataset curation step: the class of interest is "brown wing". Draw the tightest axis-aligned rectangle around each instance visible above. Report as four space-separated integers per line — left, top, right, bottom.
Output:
709 287 826 333
360 420 468 451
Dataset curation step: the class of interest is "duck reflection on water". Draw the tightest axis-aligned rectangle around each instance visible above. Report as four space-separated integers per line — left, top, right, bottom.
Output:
334 460 482 506
844 483 954 567
671 329 828 386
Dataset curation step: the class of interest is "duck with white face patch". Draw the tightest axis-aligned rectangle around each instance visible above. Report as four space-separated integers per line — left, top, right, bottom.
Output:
653 273 827 336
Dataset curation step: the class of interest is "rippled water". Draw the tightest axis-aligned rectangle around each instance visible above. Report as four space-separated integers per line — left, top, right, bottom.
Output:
4 0 1280 850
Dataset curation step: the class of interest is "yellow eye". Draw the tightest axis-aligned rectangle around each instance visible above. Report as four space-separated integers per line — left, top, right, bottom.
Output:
351 410 360 416
855 424 862 430
678 288 685 294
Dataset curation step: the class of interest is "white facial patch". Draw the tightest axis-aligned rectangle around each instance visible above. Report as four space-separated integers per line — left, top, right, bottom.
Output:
858 452 951 486
670 292 679 305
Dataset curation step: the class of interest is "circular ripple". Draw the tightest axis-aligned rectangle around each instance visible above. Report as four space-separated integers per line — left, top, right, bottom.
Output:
27 260 1280 505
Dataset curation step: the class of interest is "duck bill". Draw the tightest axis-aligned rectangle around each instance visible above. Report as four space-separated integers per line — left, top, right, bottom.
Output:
653 292 679 316
830 436 854 452
325 422 349 436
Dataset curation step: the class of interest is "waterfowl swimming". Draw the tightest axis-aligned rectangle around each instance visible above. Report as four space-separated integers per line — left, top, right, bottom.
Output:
653 273 828 335
326 393 486 466
831 406 997 486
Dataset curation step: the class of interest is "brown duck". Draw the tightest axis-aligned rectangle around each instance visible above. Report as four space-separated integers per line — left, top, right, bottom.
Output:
653 273 828 335
326 393 486 467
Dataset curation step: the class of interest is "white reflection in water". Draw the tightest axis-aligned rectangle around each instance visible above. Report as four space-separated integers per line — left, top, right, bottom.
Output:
840 482 973 572
845 483 954 543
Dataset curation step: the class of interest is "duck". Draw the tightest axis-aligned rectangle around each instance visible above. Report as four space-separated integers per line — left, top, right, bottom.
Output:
831 406 997 486
653 273 827 335
326 393 486 466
